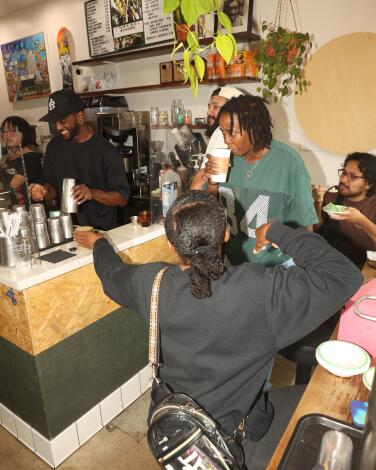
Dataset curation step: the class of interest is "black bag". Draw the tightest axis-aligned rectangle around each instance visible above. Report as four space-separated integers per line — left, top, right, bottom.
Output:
146 268 246 470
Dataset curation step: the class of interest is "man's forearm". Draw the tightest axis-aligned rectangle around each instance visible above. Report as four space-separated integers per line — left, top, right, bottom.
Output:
357 214 376 244
91 189 128 207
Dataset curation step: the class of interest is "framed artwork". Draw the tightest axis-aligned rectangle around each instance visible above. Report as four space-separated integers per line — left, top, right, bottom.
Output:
1 32 51 103
196 14 216 39
217 0 253 35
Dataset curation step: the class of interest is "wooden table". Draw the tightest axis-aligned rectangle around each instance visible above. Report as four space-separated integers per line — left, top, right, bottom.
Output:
268 259 374 469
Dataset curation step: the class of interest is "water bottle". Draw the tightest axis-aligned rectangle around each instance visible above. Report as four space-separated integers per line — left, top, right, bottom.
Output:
160 168 181 217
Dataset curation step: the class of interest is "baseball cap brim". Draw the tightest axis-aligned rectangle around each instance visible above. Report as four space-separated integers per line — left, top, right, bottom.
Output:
38 112 72 123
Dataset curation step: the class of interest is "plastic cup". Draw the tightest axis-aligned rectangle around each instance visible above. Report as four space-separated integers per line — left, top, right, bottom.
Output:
209 148 231 183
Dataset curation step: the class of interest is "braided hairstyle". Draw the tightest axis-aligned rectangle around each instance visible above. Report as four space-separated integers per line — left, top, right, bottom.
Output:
344 152 376 196
218 95 273 152
164 191 227 299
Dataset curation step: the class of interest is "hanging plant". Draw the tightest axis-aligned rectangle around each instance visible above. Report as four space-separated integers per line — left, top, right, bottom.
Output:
164 0 238 96
256 21 312 102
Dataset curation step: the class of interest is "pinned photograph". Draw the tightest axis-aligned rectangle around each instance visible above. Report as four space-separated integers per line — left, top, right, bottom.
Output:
218 0 253 34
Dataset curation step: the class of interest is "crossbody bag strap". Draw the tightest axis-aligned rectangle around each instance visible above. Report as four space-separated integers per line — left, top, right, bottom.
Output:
149 267 169 385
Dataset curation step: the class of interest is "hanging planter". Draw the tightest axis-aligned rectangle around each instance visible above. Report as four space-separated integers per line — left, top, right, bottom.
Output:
255 2 312 102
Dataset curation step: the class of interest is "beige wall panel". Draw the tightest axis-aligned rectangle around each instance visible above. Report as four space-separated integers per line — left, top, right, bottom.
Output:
0 286 33 354
295 33 376 155
5 235 179 355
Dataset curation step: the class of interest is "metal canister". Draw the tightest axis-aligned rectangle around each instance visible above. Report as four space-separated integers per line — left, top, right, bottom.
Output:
30 203 47 222
0 237 17 267
20 226 37 254
60 213 74 239
34 221 51 250
61 178 78 213
48 217 65 245
12 205 29 228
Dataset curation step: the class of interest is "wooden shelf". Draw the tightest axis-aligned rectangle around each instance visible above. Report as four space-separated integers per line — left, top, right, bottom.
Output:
78 76 260 97
72 31 260 67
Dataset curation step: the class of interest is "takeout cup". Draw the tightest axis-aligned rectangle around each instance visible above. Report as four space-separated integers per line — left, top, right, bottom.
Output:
209 148 231 183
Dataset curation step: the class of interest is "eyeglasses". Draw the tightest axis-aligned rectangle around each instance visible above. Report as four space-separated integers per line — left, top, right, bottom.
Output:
337 168 366 182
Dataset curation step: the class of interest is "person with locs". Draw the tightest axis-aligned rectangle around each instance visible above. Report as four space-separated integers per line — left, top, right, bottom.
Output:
192 95 317 267
74 191 362 470
29 89 130 230
312 152 376 269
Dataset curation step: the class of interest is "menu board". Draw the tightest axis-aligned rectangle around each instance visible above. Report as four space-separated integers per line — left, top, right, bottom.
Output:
85 0 174 57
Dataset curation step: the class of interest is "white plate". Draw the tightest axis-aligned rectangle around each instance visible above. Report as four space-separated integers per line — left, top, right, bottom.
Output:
316 340 371 377
363 366 375 391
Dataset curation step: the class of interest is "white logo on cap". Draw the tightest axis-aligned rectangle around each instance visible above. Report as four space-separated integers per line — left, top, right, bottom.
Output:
48 98 56 111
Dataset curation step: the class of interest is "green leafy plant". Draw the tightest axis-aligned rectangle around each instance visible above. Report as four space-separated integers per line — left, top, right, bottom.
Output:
163 0 238 96
256 22 312 102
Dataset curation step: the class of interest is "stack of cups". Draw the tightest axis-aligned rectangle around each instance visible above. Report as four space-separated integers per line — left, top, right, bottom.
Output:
60 213 74 240
48 217 65 245
30 203 51 250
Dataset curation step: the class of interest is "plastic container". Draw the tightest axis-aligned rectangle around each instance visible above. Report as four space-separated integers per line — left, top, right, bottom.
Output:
160 168 181 217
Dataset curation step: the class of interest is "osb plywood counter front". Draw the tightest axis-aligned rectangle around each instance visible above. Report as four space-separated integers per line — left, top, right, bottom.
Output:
0 223 178 356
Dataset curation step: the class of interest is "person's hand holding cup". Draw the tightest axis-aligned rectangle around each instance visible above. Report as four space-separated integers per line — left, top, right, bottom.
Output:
206 148 231 183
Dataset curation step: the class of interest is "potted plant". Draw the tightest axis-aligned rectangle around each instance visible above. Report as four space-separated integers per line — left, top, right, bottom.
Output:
256 22 312 102
164 0 237 95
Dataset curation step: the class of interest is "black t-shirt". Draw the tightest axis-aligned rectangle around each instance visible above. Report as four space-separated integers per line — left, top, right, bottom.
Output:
2 151 43 207
43 134 130 230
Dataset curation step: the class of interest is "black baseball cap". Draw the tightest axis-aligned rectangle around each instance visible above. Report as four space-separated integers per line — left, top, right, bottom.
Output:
39 89 84 122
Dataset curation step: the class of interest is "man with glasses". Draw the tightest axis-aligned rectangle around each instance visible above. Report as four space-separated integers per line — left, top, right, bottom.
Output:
29 89 129 230
313 152 376 269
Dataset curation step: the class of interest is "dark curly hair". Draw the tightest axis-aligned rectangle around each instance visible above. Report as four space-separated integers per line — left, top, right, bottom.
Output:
344 152 376 196
218 95 273 152
1 116 37 148
164 191 227 299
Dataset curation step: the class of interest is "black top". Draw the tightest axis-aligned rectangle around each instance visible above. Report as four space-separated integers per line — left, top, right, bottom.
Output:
2 151 43 207
43 134 130 230
92 223 362 434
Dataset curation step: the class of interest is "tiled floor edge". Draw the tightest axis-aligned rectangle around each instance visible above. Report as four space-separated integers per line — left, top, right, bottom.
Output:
0 370 149 468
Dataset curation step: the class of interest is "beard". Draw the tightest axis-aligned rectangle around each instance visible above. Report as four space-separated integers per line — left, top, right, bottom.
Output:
206 117 218 137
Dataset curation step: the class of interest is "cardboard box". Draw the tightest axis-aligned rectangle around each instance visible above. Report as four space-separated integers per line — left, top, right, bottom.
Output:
159 62 173 83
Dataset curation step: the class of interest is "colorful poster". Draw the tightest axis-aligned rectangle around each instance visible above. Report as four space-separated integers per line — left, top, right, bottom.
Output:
1 32 51 103
57 27 74 89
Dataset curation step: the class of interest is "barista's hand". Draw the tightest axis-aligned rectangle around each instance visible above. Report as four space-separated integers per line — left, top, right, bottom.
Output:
74 230 104 250
254 222 279 254
312 184 327 203
29 183 48 201
73 184 92 204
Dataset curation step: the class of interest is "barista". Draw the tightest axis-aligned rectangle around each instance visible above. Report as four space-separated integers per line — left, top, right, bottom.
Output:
29 89 130 230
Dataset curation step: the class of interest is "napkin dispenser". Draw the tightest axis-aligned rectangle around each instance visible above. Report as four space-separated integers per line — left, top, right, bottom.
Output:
338 278 376 357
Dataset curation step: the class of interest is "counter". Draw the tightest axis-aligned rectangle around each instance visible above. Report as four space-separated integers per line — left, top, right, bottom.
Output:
0 223 178 468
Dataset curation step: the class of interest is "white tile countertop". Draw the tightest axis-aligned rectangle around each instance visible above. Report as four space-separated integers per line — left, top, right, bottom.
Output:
0 223 165 291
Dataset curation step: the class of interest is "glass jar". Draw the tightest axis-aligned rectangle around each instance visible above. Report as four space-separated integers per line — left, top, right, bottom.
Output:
183 110 192 125
150 107 159 126
159 111 169 126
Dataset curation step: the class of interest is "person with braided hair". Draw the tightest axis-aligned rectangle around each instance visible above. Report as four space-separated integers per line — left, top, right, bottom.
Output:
74 191 361 469
192 94 317 267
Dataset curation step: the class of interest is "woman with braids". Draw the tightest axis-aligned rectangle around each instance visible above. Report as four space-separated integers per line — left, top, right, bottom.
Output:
312 152 376 269
0 116 43 207
74 191 362 469
191 94 317 267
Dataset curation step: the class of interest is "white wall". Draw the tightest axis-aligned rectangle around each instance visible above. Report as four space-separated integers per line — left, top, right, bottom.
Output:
0 0 375 185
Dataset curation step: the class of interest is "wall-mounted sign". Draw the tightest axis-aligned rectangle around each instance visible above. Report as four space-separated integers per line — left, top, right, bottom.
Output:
0 32 51 103
85 0 174 57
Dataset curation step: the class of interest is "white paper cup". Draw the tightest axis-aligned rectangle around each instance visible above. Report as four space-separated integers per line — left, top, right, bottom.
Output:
209 148 231 183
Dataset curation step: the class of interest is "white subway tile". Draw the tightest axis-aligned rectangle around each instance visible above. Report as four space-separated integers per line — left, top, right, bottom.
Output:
99 388 123 425
32 428 54 467
139 366 152 394
14 414 35 451
76 405 102 445
120 373 141 409
0 403 17 437
50 423 80 467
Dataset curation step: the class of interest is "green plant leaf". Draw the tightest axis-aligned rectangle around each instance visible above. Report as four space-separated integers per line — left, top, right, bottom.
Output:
187 30 199 51
228 33 238 56
217 12 232 32
215 34 234 65
183 49 191 74
181 0 212 25
194 55 205 80
164 0 180 14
